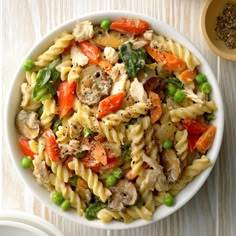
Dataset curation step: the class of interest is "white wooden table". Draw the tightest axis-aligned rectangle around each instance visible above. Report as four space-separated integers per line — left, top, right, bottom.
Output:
1 0 235 235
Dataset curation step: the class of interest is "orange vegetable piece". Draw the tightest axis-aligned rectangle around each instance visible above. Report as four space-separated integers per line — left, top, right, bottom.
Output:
77 178 88 188
196 125 216 153
110 18 149 35
58 80 76 118
97 92 124 119
178 69 197 84
79 41 100 64
44 129 61 162
19 137 36 159
145 46 187 72
125 163 148 180
149 91 162 124
90 141 107 165
98 59 113 75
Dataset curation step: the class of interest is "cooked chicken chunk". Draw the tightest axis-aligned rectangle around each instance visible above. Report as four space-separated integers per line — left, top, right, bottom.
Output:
104 47 119 64
71 45 88 67
20 83 41 111
130 78 148 103
73 20 94 42
33 157 52 191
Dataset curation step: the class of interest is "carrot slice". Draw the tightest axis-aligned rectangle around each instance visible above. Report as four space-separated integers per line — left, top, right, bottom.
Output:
196 125 216 153
58 80 76 118
19 137 36 159
98 59 113 75
149 91 162 124
97 92 124 119
178 69 197 84
77 178 88 188
145 46 186 72
110 18 149 35
44 129 61 162
79 41 100 64
125 163 148 180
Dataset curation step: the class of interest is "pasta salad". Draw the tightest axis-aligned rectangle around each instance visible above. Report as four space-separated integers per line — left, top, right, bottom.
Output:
16 17 217 223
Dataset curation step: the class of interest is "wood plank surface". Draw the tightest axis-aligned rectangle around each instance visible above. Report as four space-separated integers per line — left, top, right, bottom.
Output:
0 0 235 236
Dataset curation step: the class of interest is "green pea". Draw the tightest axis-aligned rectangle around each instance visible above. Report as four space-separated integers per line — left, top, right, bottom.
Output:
195 73 207 85
60 199 71 211
174 90 186 103
106 175 117 186
70 175 78 187
51 192 64 205
76 151 86 158
162 139 173 149
100 19 111 30
166 83 177 97
21 157 33 168
83 128 94 138
200 82 212 94
23 59 35 71
112 168 123 179
163 193 174 207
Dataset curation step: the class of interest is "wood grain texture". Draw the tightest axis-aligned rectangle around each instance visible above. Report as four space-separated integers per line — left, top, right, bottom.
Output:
0 0 235 236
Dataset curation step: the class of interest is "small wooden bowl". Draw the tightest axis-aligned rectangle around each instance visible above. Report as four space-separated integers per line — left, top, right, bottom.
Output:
201 0 236 61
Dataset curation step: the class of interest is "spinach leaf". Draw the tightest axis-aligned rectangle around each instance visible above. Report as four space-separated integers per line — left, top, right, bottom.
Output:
166 77 184 89
32 58 61 102
84 201 107 220
118 42 147 79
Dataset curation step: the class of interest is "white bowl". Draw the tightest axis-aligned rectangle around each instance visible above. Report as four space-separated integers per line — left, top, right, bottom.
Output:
0 211 64 236
5 11 224 230
0 220 48 236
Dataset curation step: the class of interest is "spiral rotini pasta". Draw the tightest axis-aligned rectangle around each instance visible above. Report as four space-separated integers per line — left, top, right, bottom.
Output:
128 116 151 175
40 98 58 128
174 129 188 162
150 35 200 71
34 32 74 68
56 125 70 144
68 158 111 202
50 173 85 216
97 205 152 223
169 101 217 122
56 59 72 81
102 102 151 127
16 18 218 223
50 162 72 183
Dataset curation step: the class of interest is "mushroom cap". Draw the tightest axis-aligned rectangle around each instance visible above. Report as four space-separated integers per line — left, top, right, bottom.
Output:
76 65 112 106
108 179 138 211
15 110 40 139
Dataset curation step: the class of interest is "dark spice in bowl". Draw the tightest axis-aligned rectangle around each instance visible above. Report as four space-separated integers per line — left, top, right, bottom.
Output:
215 1 236 49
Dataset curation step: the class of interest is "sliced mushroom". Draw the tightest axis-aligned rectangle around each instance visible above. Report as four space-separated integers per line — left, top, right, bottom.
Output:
15 110 40 139
91 27 131 49
77 65 112 105
108 179 138 211
161 149 181 183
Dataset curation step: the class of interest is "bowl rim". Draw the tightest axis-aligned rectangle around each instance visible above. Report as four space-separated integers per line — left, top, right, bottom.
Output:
200 0 236 61
5 10 224 230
